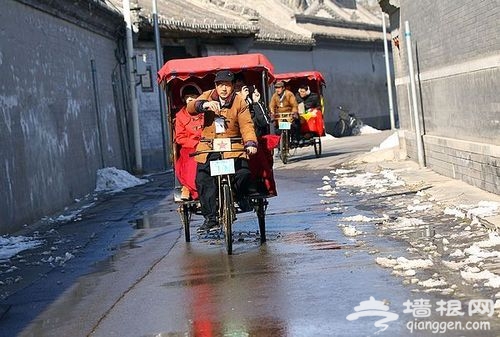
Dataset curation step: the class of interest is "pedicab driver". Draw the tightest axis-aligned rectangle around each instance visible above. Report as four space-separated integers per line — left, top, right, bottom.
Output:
269 81 300 143
187 70 258 232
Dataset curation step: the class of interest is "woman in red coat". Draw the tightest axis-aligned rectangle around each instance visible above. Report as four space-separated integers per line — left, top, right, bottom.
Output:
174 83 203 200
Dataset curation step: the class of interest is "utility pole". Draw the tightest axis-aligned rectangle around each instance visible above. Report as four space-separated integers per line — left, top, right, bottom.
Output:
123 0 142 173
382 12 396 130
405 21 425 168
152 0 170 170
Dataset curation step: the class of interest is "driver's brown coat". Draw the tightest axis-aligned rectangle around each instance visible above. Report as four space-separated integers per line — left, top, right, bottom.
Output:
186 89 257 163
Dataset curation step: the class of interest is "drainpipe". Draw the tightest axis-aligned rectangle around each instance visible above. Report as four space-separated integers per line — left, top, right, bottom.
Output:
90 59 105 168
123 0 142 173
152 0 170 170
382 12 396 130
404 21 425 168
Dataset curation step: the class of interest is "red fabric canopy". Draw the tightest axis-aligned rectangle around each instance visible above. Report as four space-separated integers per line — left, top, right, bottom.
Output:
158 53 275 84
274 71 325 85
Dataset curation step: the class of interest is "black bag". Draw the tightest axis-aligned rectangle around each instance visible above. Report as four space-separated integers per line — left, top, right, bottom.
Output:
250 102 271 136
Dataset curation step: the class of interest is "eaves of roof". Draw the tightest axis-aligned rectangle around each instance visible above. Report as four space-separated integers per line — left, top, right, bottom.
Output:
137 0 257 36
255 17 314 46
144 17 258 36
295 14 382 32
298 22 384 43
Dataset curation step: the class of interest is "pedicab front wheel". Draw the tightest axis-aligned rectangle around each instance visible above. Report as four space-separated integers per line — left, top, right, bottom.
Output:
279 129 289 164
314 137 322 158
221 184 233 255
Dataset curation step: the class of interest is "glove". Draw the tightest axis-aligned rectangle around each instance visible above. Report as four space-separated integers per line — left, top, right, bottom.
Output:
246 146 257 155
244 141 258 155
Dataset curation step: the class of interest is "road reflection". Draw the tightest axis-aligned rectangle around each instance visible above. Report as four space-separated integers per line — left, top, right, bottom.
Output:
181 245 288 337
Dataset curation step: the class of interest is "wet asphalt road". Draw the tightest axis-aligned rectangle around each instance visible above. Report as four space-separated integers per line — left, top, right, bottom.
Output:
2 132 500 337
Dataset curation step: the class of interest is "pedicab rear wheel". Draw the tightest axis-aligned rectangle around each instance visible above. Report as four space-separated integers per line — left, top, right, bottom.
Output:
221 184 233 255
180 203 191 242
314 137 322 158
254 198 267 243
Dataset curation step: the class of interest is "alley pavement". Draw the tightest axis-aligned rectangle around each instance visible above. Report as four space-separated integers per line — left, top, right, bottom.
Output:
1 130 499 333
352 139 500 232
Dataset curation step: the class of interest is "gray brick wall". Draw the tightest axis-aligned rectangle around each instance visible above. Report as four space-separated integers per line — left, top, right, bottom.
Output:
386 0 500 194
0 1 126 233
403 0 499 72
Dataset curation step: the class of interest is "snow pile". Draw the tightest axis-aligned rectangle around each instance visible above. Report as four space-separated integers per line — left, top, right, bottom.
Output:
334 169 404 194
317 184 333 191
376 256 433 270
370 132 399 152
95 167 148 193
358 125 381 134
418 278 448 288
384 217 426 230
341 215 381 222
464 244 500 259
472 232 500 248
332 169 356 175
0 236 44 262
463 201 500 218
340 225 363 237
460 269 500 288
41 252 75 266
444 207 466 218
449 249 465 258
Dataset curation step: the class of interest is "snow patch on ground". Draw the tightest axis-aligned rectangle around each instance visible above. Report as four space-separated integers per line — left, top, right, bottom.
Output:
359 125 381 134
0 236 44 262
376 256 433 270
418 278 448 288
370 132 399 152
341 215 379 222
339 224 363 237
444 207 466 218
464 201 500 218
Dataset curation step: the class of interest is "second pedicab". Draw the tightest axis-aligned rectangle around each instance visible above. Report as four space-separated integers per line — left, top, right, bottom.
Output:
157 53 277 255
273 71 326 164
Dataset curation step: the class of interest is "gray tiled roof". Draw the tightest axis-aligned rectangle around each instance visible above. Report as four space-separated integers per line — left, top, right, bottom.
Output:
110 0 258 36
110 0 383 44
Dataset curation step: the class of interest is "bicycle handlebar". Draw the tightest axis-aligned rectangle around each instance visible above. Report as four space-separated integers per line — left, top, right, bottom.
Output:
189 148 245 157
189 137 245 157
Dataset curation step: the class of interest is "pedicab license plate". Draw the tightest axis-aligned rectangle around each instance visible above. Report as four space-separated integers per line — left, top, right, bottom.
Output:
279 121 291 129
210 159 235 176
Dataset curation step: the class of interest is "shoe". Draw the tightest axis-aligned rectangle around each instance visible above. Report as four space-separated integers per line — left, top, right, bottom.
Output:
180 186 190 200
197 218 218 233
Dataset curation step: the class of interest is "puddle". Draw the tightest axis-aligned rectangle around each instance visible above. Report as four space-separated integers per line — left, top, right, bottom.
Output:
142 317 289 337
132 210 172 229
281 231 345 250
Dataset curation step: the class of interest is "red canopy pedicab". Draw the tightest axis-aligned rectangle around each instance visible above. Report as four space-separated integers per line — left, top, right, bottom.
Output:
157 53 277 254
273 71 326 164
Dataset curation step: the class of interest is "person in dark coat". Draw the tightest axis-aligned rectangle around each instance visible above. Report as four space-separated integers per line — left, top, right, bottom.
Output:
296 84 321 110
